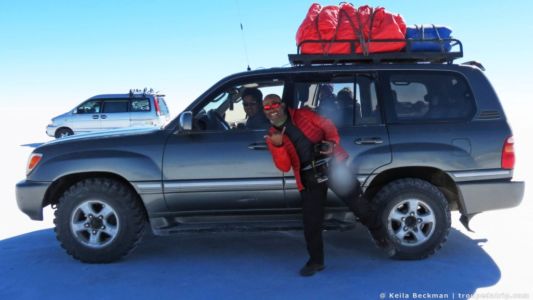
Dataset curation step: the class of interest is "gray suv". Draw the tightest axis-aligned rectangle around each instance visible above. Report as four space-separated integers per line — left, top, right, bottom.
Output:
46 89 171 138
16 48 524 263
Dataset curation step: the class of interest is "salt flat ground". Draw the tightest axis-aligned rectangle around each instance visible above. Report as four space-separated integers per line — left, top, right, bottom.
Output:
0 107 531 300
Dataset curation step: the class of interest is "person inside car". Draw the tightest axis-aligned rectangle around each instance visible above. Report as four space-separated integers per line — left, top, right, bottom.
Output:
242 88 270 130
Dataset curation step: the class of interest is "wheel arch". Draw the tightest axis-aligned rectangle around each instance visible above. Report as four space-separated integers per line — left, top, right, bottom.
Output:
364 166 463 213
55 126 74 136
44 172 148 218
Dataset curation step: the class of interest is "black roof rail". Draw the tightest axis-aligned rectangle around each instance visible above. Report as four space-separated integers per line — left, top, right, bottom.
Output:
288 38 463 66
461 60 485 71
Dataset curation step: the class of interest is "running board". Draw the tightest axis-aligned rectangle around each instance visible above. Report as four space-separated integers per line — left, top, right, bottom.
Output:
150 214 357 235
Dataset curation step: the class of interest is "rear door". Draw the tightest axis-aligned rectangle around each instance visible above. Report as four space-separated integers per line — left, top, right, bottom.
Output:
285 73 392 208
100 99 131 130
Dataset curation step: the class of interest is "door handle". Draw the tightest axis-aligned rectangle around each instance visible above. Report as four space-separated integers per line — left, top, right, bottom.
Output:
354 137 383 145
248 142 268 150
92 115 99 119
100 114 107 119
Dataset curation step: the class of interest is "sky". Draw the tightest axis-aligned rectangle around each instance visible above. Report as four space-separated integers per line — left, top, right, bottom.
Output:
1 0 532 122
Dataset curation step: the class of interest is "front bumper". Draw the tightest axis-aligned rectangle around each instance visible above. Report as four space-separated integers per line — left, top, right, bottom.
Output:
458 180 525 215
16 180 51 220
46 125 57 137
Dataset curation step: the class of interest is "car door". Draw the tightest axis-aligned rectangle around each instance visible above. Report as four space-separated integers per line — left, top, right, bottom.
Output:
162 79 286 212
71 99 102 133
284 73 392 208
100 99 131 130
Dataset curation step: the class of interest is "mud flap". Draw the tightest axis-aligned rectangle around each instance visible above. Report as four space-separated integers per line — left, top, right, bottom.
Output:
459 213 477 232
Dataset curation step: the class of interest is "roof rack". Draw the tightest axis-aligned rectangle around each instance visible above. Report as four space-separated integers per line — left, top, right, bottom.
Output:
288 38 463 66
129 88 158 98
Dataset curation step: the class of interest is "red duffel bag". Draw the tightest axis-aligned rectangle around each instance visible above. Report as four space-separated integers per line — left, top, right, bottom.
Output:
296 3 407 55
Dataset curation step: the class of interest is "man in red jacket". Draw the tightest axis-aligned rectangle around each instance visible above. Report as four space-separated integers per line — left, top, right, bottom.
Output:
263 94 385 276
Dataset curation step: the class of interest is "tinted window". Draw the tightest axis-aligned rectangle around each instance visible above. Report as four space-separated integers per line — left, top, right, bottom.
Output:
131 98 151 112
103 100 129 113
77 100 101 114
294 74 380 127
385 72 475 122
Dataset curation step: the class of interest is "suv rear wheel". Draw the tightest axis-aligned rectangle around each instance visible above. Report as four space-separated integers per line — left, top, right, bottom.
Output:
372 178 451 260
54 178 146 263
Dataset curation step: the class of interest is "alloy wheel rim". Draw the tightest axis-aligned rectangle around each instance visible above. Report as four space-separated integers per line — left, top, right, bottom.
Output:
387 198 436 247
70 200 120 248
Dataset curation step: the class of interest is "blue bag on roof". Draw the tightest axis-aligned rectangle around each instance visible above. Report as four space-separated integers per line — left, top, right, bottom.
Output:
406 25 453 52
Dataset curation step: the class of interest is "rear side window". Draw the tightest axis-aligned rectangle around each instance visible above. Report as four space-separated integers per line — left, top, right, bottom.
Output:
156 97 169 115
131 98 151 112
384 71 475 122
293 74 381 127
102 99 129 113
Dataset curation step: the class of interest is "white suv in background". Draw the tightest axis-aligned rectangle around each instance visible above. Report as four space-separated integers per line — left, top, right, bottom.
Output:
46 89 171 138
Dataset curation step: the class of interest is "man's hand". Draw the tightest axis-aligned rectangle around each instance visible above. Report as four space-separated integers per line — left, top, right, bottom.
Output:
265 127 286 146
319 140 335 155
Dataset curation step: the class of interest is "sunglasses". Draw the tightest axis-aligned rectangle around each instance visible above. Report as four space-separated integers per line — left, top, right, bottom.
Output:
243 102 257 107
263 102 282 111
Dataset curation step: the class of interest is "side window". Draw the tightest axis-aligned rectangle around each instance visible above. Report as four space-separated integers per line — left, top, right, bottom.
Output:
76 100 102 114
194 79 284 131
131 98 151 112
386 72 475 122
294 75 380 127
102 100 129 113
156 97 169 115
294 80 354 127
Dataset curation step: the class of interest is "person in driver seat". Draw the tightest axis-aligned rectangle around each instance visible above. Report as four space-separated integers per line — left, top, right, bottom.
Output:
242 88 270 130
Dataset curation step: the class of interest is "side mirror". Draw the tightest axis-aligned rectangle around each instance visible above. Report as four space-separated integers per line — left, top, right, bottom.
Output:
178 111 193 131
72 108 78 114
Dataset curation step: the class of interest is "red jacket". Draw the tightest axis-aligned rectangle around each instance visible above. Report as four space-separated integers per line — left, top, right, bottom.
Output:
265 108 348 191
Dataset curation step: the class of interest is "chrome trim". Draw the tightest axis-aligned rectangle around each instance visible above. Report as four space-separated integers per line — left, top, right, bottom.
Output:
283 176 368 189
284 178 298 190
135 183 163 193
164 179 282 193
451 170 511 179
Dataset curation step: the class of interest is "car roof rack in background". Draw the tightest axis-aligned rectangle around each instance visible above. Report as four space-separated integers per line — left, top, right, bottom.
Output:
288 38 463 66
129 88 160 98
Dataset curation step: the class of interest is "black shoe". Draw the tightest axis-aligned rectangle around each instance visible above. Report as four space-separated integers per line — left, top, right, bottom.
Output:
299 262 325 277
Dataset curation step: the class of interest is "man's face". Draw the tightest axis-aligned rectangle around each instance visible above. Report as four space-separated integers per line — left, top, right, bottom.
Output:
243 95 260 117
263 97 286 123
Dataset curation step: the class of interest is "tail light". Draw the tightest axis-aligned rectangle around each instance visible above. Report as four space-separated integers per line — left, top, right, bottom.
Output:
27 153 43 175
154 96 161 116
501 136 515 170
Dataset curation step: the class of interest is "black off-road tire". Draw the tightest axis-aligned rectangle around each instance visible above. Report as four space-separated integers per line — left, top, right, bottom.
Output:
54 178 146 263
372 178 451 260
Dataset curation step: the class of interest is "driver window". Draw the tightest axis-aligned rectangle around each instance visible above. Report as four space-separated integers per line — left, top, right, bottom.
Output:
194 79 284 132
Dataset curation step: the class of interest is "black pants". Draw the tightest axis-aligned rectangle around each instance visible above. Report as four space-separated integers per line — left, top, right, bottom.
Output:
300 170 328 265
299 169 371 265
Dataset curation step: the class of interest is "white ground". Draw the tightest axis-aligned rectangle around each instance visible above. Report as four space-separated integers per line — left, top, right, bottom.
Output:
0 106 531 299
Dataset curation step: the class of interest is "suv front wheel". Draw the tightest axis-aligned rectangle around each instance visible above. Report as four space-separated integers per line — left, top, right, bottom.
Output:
373 178 451 260
54 178 146 263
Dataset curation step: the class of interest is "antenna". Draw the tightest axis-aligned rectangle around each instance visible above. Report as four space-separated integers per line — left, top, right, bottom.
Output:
235 0 251 71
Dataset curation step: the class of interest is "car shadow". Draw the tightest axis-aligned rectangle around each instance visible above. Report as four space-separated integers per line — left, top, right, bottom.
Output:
0 226 499 300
